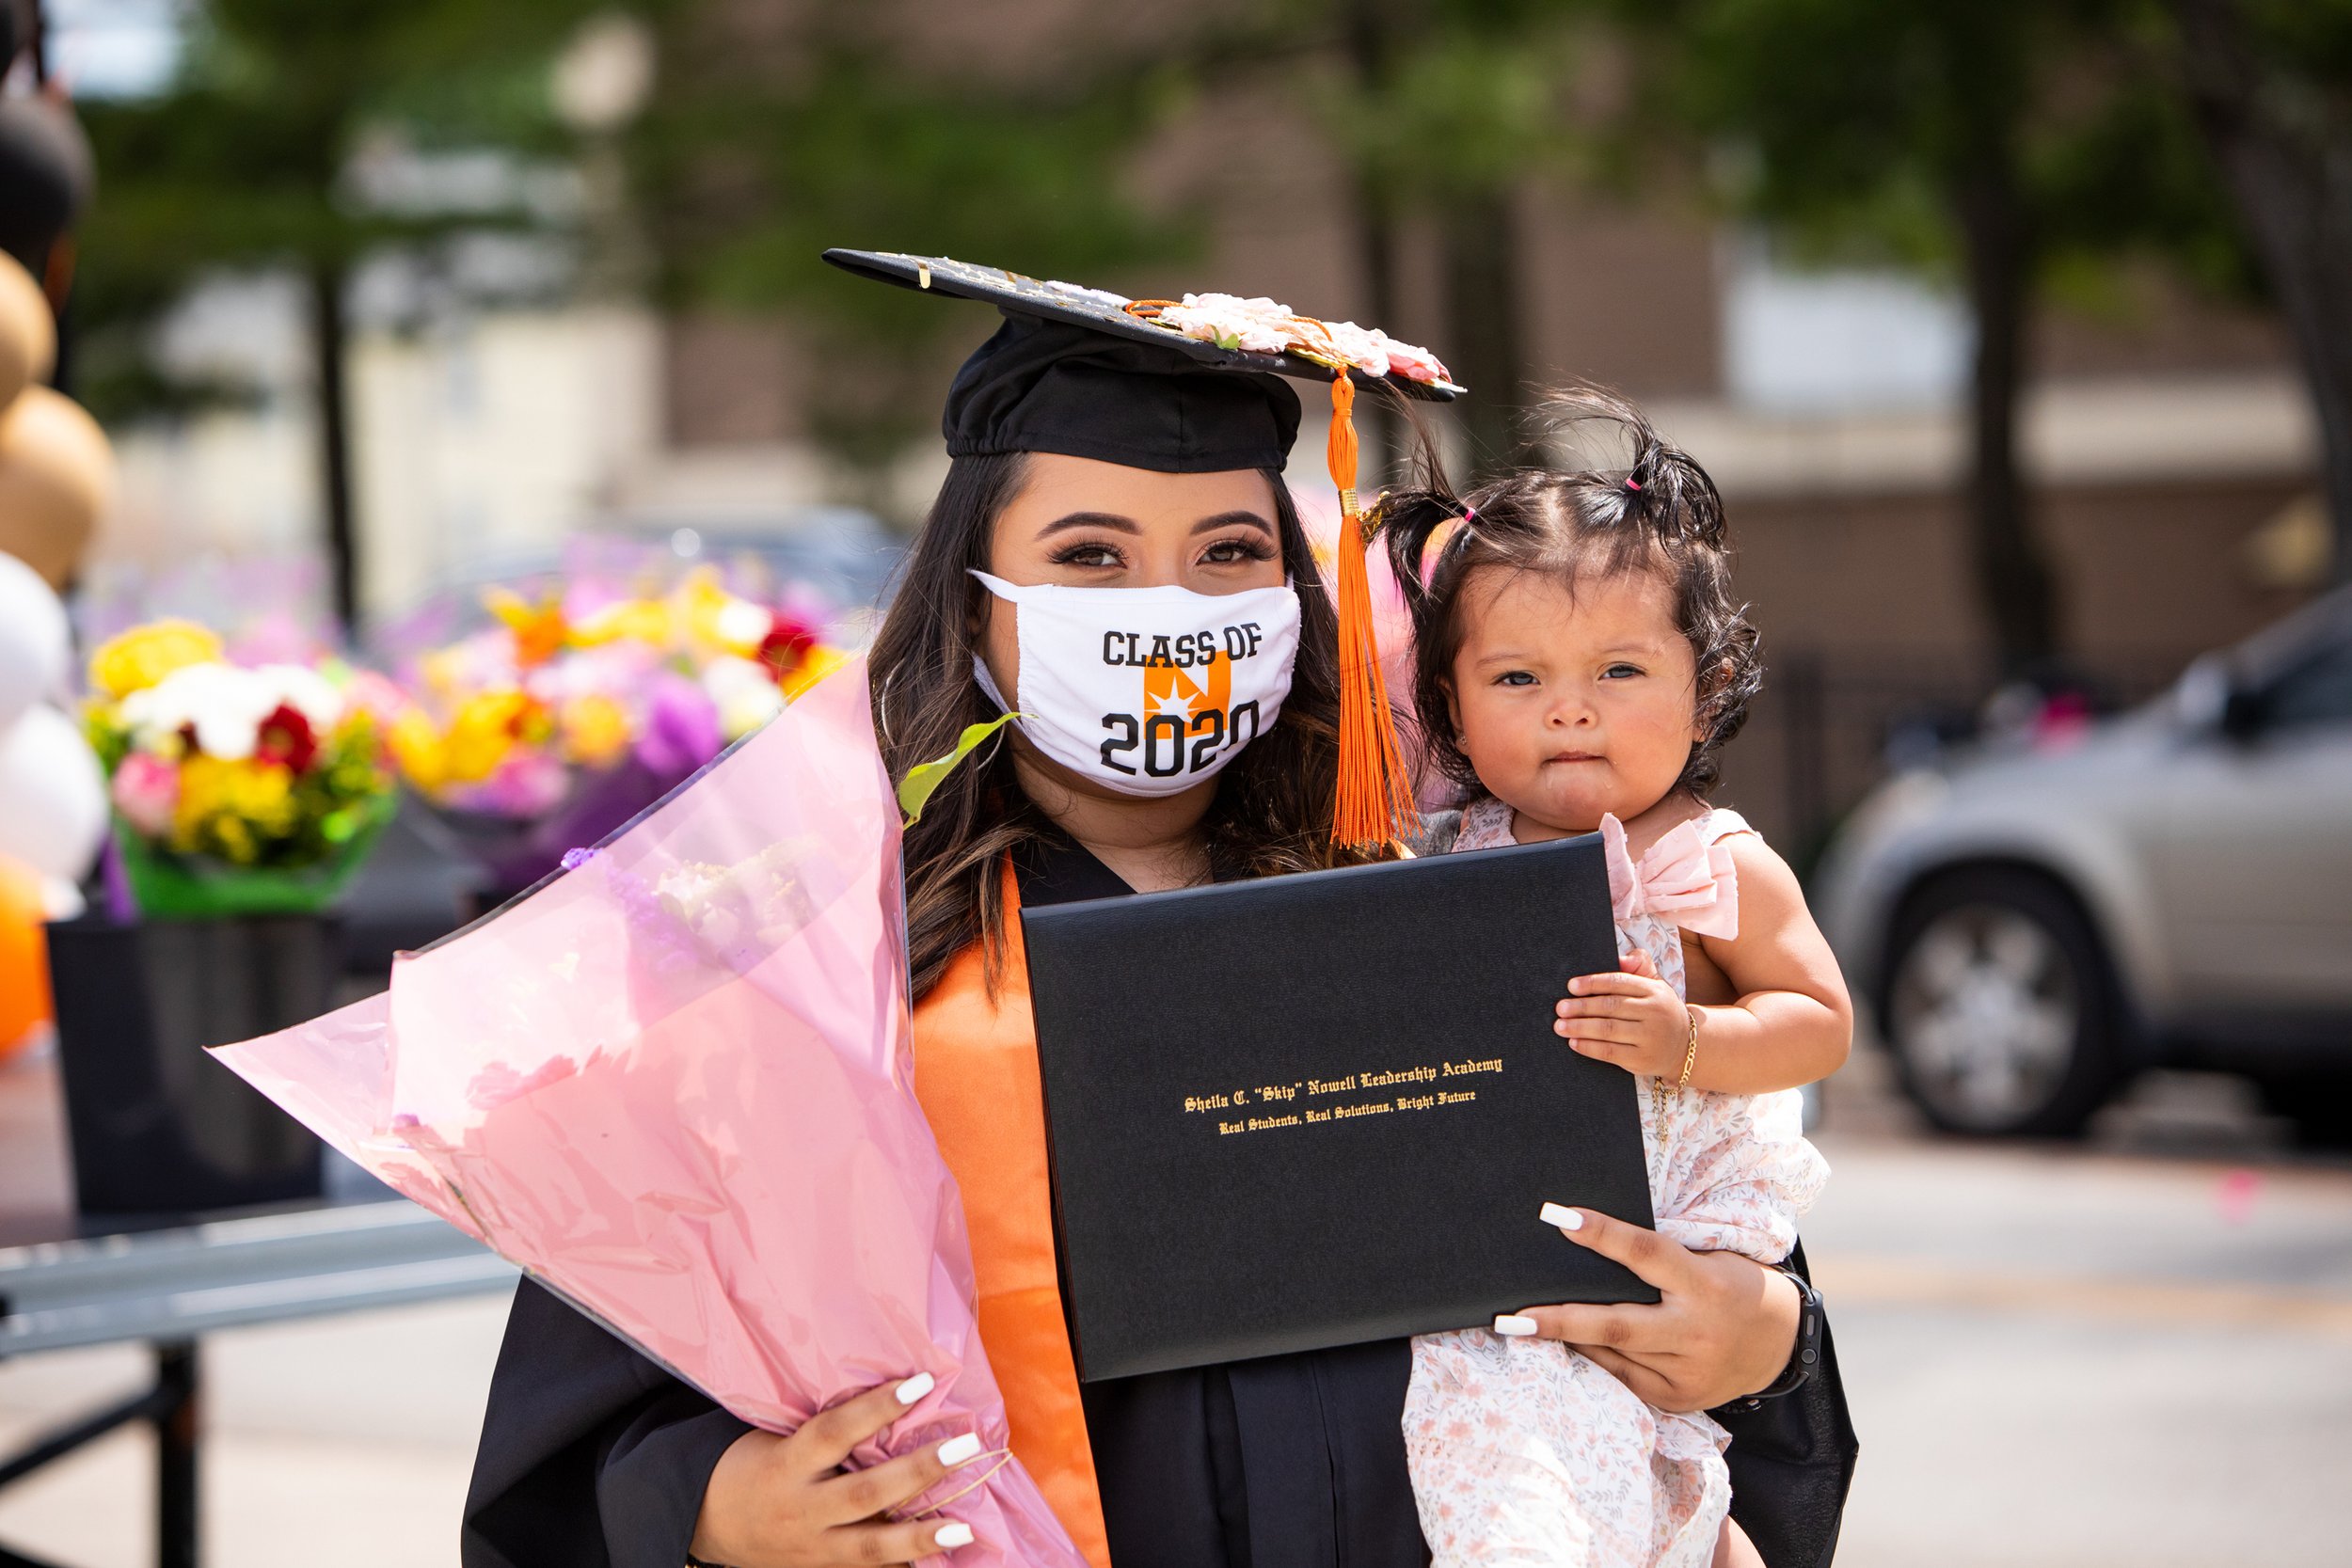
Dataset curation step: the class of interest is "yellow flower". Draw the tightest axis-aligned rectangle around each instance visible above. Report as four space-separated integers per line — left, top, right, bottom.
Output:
779 644 849 701
485 588 572 668
172 755 299 863
560 693 633 768
389 708 448 794
673 568 774 657
571 597 673 648
88 621 225 700
442 689 545 784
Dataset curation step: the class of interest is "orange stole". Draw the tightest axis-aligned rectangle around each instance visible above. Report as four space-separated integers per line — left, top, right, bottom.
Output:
911 864 1112 1568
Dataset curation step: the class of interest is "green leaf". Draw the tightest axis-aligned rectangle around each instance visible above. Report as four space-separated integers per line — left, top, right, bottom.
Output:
896 714 1019 825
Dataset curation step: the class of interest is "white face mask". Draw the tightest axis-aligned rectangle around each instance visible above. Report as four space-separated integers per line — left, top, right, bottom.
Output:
970 570 1301 798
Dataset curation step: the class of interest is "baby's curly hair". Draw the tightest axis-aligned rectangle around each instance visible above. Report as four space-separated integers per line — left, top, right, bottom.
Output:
1375 386 1763 800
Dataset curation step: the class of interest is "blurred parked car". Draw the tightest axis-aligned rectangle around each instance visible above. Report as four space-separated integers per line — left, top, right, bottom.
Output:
1819 586 2352 1144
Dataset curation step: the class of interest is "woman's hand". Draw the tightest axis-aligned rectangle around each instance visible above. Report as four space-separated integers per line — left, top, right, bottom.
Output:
691 1373 987 1567
1555 947 1690 1078
1494 1208 1800 1412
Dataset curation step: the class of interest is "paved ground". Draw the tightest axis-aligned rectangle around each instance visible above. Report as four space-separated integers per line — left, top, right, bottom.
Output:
3 1043 2347 1566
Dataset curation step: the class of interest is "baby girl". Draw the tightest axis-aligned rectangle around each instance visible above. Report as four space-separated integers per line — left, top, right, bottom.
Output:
1380 389 1852 1567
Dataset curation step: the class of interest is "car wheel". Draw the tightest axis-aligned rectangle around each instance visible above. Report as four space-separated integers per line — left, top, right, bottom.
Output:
1881 869 2128 1137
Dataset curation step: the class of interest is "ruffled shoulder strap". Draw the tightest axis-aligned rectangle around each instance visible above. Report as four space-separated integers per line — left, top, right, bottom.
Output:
1702 806 1759 847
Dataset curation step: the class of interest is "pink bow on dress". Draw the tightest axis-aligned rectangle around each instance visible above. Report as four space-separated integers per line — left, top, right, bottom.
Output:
1597 813 1740 940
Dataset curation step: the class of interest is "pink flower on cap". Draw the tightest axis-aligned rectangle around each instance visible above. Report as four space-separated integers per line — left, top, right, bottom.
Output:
1384 338 1454 386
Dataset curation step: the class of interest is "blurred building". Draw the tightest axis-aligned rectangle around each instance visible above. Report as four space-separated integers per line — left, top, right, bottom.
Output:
649 3 2327 848
70 0 2328 848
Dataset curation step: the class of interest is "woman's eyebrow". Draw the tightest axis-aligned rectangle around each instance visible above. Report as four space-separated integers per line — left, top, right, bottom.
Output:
1191 510 1276 538
1036 511 1141 539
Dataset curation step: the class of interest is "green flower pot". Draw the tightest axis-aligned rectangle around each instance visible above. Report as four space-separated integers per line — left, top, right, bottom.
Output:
114 793 396 919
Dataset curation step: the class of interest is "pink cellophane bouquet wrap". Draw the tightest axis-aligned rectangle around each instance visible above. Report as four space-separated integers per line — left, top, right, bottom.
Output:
212 657 1085 1567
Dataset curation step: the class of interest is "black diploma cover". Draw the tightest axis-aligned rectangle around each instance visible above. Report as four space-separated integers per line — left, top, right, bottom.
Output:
1021 833 1659 1382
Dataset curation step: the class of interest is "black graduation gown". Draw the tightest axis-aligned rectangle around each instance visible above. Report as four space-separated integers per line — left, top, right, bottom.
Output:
461 834 1854 1568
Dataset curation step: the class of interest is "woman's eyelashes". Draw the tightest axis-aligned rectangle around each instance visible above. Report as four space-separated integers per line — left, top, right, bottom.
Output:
1044 535 1274 572
1200 536 1278 565
1048 539 1127 570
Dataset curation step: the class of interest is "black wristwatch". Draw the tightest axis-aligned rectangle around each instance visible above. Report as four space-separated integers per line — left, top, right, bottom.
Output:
1718 1265 1822 1413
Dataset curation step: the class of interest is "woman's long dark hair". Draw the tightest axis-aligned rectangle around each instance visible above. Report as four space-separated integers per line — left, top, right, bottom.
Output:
870 452 1349 1001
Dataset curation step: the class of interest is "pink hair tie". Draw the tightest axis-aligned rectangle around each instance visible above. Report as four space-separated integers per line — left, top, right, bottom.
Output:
1624 478 1642 493
1459 506 1476 524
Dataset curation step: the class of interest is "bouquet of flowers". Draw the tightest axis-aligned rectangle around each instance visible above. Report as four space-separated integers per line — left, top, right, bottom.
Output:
213 658 1084 1567
84 621 399 918
386 568 850 895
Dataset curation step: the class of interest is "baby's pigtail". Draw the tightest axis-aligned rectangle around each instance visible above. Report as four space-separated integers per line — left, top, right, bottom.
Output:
1373 487 1469 619
1644 441 1727 551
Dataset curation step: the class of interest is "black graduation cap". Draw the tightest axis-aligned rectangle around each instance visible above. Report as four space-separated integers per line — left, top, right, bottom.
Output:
821 249 1459 475
827 247 1452 848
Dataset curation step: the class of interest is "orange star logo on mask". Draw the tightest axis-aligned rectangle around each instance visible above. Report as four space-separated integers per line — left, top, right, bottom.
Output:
1142 651 1229 724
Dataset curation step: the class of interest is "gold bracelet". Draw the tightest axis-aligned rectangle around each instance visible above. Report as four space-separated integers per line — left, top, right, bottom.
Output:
1652 1007 1703 1125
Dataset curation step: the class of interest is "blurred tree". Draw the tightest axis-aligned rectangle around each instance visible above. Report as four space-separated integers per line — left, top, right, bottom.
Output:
623 4 1198 511
2169 0 2352 585
73 0 609 629
1615 0 2251 674
1322 0 1585 478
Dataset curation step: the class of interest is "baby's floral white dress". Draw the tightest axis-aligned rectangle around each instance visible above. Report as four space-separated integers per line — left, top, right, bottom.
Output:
1403 798 1830 1567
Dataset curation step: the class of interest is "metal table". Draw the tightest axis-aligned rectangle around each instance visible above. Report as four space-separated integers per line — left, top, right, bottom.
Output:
0 1197 516 1568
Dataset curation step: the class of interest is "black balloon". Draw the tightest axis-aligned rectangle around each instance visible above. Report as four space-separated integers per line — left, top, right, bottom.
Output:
0 95 95 274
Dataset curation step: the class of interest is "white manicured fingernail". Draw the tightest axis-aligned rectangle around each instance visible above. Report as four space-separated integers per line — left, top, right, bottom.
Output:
895 1372 934 1405
934 1522 976 1549
1493 1314 1538 1337
936 1432 984 1467
1540 1202 1583 1231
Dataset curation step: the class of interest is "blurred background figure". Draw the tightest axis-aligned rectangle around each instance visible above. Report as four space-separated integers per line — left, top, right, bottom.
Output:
1 2 2347 1565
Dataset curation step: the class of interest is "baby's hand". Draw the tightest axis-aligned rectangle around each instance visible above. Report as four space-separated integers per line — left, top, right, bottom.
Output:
1554 947 1692 1079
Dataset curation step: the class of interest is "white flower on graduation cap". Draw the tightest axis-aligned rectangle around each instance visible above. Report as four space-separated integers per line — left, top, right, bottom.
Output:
1146 291 1454 388
1159 293 1297 355
1318 319 1395 377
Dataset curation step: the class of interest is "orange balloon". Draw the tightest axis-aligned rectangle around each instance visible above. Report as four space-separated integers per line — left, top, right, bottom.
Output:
0 384 111 591
0 250 53 411
0 855 51 1060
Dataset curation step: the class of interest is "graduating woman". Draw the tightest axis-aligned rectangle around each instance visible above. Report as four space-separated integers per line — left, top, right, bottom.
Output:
461 254 1854 1568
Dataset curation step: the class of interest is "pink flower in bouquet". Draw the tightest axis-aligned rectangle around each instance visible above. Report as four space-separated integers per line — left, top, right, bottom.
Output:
466 1049 593 1113
110 752 179 838
339 668 410 730
476 750 571 818
213 661 1090 1568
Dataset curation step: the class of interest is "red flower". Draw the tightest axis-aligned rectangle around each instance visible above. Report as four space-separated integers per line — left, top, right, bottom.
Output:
755 617 819 685
255 703 320 772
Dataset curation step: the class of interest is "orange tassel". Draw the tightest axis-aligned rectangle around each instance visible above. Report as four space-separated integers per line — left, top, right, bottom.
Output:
1327 374 1416 850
